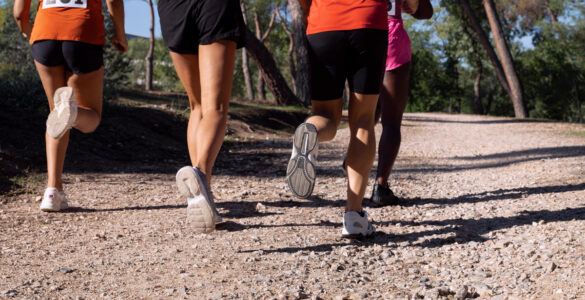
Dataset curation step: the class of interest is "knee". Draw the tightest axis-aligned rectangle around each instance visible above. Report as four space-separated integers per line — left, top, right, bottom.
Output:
381 122 401 138
203 107 228 124
349 113 375 131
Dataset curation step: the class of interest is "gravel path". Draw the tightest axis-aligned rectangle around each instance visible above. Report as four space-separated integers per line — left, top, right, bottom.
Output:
1 113 585 299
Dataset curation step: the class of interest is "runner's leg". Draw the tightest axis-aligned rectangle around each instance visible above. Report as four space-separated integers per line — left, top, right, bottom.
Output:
376 63 410 186
67 67 104 133
306 99 343 142
196 41 236 183
346 92 379 212
170 40 236 184
35 61 68 191
168 51 203 175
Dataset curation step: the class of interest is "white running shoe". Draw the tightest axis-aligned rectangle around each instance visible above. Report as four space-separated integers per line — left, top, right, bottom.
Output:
46 86 78 139
40 188 69 212
286 123 318 199
341 211 375 239
176 166 221 233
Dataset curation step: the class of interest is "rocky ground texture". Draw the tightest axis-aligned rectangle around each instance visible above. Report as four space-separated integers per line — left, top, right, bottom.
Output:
1 113 585 299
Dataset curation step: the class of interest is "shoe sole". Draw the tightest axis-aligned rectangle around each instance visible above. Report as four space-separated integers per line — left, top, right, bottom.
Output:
341 228 376 239
47 87 77 139
286 123 317 199
40 201 68 212
176 167 215 233
341 233 373 240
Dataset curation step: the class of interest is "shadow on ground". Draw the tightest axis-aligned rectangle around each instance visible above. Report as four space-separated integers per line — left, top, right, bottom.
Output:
0 99 308 195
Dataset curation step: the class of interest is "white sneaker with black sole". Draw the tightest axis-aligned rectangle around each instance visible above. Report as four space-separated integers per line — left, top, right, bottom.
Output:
46 86 78 139
40 187 69 212
286 123 318 199
341 211 375 239
176 166 221 233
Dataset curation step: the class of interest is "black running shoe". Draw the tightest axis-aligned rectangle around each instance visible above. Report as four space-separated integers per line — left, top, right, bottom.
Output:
370 183 404 206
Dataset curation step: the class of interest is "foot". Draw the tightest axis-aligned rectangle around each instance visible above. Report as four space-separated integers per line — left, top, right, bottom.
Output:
286 123 318 199
46 87 78 139
40 188 69 212
370 183 404 207
341 210 375 239
176 166 221 233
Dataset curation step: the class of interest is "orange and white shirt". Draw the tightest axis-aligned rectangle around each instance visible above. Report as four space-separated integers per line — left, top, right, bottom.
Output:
30 0 105 45
306 0 388 35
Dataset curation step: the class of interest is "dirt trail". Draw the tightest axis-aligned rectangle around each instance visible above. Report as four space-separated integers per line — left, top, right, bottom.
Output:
1 113 585 299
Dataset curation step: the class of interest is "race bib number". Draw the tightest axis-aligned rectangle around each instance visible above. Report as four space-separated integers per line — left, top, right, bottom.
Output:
42 0 87 9
387 0 396 16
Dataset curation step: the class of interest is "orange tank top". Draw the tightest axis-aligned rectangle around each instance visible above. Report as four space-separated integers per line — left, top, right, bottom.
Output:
30 0 105 45
306 0 388 35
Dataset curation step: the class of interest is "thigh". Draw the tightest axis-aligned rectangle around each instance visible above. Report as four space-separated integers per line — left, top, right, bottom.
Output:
198 40 237 113
158 0 199 54
380 63 410 127
348 92 379 125
347 29 388 95
34 61 67 110
169 52 202 109
67 67 104 116
61 41 103 74
311 99 343 123
307 31 348 101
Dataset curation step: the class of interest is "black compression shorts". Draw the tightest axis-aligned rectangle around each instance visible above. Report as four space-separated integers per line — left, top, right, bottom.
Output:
158 0 246 55
31 40 103 74
307 29 388 100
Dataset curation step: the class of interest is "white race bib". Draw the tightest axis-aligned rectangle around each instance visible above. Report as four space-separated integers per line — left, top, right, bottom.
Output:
42 0 87 9
387 0 396 16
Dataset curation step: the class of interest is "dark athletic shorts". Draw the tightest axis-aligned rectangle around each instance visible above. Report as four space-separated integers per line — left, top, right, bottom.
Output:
158 0 246 54
307 29 388 100
31 40 104 74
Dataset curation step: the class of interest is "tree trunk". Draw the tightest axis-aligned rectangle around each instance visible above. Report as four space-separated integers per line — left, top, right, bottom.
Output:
244 26 300 106
458 0 511 98
240 1 254 100
275 5 297 94
575 81 583 123
254 12 266 100
253 10 277 101
288 0 310 105
483 0 527 118
486 92 494 114
145 0 155 91
545 0 557 23
473 53 484 115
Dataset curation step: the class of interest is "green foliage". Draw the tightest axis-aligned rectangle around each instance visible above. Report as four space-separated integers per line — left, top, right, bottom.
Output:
125 37 181 91
0 1 46 112
102 1 130 100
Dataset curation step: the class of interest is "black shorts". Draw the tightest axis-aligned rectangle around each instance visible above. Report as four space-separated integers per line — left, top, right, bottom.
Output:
31 40 103 74
158 0 246 54
307 29 388 100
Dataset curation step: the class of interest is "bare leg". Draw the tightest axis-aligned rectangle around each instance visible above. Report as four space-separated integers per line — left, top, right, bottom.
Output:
169 40 236 184
376 63 410 187
68 67 104 133
35 62 68 191
306 99 343 142
346 92 379 212
168 52 203 173
35 62 104 191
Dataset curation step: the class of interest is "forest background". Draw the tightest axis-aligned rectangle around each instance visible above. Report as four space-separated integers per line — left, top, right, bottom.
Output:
1 0 584 121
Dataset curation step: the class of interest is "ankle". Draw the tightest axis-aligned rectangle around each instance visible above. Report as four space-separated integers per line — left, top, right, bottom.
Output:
376 179 388 188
